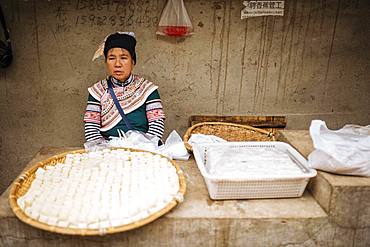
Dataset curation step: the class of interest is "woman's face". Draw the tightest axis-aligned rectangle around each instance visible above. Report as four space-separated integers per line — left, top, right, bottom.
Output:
106 48 134 82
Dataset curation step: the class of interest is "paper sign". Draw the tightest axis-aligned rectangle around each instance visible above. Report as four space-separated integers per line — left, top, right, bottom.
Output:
241 1 284 19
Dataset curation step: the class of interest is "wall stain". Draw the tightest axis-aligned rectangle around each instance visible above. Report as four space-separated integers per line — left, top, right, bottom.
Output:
261 18 268 113
33 1 41 72
238 21 248 111
282 0 297 106
253 17 265 112
310 0 321 109
261 17 275 112
11 0 20 24
51 29 74 72
210 2 217 92
319 0 327 49
275 0 289 104
254 14 275 113
215 1 226 114
221 1 231 114
253 19 261 112
10 0 14 24
323 0 341 98
275 0 299 107
291 0 304 96
2 71 9 106
172 42 179 98
298 0 313 92
67 57 75 71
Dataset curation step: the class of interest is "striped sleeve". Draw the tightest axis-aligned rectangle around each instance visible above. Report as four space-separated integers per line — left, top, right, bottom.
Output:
145 90 165 139
83 94 104 142
147 119 165 139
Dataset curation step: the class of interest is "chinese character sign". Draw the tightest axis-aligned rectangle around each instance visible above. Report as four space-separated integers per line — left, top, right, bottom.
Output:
241 1 284 19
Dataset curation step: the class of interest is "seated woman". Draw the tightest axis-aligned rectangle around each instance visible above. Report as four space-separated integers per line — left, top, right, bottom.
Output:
84 32 165 142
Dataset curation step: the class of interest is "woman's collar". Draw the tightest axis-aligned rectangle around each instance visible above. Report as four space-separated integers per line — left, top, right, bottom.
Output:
111 74 133 87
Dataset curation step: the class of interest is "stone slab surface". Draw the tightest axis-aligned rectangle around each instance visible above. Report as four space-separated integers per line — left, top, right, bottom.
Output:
277 130 370 230
277 130 370 187
0 217 334 247
1 146 330 246
2 137 370 246
1 147 326 220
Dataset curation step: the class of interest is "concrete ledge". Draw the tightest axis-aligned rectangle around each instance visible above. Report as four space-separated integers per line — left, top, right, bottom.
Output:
1 146 329 246
277 130 370 230
0 217 334 246
1 135 370 246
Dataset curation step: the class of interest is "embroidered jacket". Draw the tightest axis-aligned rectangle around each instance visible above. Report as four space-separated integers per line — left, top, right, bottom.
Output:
83 75 165 141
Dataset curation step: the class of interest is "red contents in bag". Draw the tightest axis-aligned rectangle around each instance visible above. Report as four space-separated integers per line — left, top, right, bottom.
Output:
156 0 193 37
159 26 192 37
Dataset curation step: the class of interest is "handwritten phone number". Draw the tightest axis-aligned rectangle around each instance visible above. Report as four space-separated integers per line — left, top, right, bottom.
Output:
75 14 158 27
76 0 158 12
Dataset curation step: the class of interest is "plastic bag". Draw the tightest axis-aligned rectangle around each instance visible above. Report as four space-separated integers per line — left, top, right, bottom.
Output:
90 130 190 160
84 138 110 152
307 120 370 176
108 130 161 153
156 0 193 37
188 134 226 147
158 130 190 160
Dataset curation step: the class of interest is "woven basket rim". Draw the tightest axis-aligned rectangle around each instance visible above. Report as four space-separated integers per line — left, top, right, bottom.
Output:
183 121 275 152
8 147 186 236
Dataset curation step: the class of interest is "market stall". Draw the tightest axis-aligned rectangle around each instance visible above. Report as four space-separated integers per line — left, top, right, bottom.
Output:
1 130 369 246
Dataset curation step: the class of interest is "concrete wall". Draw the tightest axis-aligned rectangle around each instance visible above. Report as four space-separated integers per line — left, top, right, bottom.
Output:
0 0 369 193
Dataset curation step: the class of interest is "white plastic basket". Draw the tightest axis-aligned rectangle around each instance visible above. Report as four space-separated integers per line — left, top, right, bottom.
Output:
193 142 317 199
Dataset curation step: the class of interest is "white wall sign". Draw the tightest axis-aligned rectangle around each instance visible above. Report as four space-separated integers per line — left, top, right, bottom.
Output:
241 1 284 19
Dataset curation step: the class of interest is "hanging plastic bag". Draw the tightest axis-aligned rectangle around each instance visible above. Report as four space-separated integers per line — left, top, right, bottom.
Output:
307 120 370 176
156 0 193 37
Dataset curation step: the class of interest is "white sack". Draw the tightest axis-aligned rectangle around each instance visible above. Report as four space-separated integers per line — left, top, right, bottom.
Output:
307 120 370 176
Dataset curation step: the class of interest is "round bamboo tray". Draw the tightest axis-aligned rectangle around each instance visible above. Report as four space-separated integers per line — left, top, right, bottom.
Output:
183 122 275 152
9 148 186 236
